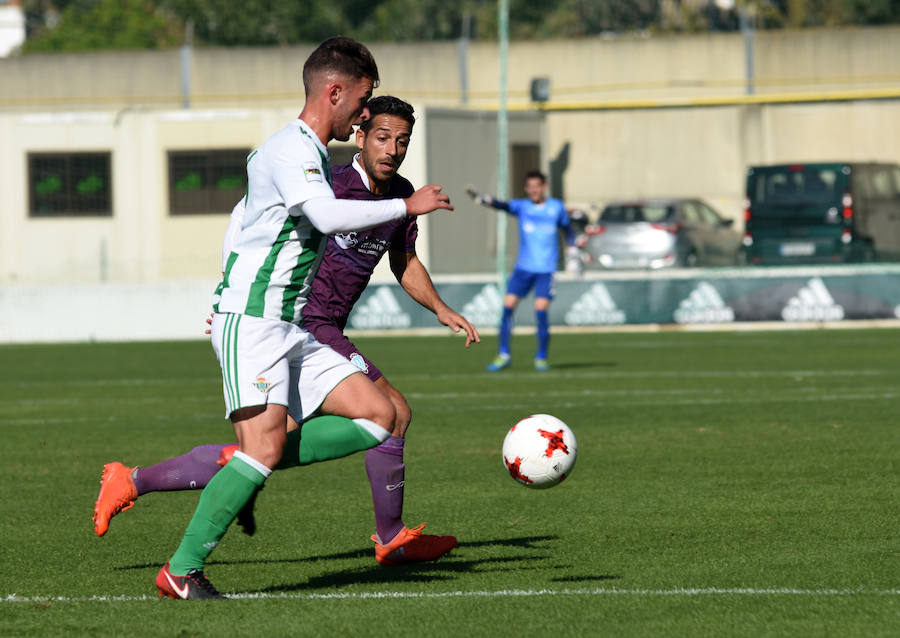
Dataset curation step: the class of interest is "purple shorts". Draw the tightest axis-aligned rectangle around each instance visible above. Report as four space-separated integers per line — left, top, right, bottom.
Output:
304 320 383 383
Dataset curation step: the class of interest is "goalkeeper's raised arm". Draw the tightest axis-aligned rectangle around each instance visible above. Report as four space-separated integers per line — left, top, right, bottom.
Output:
465 185 509 211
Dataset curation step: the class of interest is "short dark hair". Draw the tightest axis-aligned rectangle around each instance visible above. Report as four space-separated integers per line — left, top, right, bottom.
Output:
302 36 380 94
359 96 415 133
525 170 546 183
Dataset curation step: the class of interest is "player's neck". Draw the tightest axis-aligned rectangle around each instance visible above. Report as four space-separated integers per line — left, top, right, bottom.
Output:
368 177 390 195
297 107 332 146
354 155 391 195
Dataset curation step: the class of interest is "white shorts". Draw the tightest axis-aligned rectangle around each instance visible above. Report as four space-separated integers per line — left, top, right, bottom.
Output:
210 312 360 422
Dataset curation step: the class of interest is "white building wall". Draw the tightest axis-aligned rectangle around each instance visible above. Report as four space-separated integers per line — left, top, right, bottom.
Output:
0 105 432 286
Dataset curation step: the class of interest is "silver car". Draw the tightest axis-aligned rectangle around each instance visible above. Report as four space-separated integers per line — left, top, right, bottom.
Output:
579 198 742 269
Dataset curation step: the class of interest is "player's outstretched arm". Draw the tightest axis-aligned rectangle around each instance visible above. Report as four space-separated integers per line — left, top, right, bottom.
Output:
391 250 480 348
303 197 408 234
465 185 510 211
404 184 453 216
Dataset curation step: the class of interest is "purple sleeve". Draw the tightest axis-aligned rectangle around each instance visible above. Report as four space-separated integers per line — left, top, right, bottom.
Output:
403 218 418 252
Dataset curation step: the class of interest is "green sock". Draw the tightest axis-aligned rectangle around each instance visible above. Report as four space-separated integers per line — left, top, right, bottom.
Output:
276 416 383 469
168 454 267 575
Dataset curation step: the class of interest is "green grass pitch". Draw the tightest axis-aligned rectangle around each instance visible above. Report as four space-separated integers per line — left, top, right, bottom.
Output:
1 329 898 636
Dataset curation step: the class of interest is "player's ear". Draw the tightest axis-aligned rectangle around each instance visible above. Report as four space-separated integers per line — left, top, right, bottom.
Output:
355 127 365 150
328 81 342 106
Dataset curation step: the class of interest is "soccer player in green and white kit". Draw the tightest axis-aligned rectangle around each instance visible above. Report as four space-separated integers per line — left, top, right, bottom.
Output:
154 37 453 600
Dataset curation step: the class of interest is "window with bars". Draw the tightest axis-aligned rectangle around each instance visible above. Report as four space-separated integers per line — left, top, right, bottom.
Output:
28 152 112 217
168 149 250 215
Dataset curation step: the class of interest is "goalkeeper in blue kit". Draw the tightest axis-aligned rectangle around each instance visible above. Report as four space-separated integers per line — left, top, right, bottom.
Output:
467 171 577 371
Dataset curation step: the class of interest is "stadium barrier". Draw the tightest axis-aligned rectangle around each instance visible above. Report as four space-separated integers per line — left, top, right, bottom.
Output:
2 265 899 343
353 264 900 331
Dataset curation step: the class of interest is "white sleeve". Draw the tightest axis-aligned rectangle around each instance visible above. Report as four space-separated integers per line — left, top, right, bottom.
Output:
301 196 407 234
221 199 245 272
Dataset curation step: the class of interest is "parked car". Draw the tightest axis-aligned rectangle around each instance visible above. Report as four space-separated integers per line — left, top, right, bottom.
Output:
578 198 742 269
743 162 900 264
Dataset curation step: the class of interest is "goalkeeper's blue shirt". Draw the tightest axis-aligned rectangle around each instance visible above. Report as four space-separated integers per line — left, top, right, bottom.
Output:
493 197 573 274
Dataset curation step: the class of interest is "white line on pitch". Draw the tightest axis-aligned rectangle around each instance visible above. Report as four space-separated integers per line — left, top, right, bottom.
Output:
405 391 899 412
4 587 900 604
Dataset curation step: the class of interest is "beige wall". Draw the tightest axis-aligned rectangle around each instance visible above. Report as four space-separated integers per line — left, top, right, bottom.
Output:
4 27 898 110
1 27 899 283
0 105 431 285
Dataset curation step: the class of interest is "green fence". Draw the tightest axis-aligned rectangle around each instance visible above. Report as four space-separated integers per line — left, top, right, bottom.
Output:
346 264 900 331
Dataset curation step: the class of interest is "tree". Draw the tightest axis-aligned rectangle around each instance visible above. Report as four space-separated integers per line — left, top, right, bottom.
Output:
23 0 181 52
19 0 900 54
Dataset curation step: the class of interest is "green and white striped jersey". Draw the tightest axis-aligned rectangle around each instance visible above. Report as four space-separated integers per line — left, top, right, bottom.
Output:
213 119 335 324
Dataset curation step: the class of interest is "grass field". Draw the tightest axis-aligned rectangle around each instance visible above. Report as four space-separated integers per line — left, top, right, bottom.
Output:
1 329 898 636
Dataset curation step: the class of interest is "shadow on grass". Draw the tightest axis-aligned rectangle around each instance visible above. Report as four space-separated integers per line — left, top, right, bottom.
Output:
115 534 561 572
261 554 543 592
551 574 621 583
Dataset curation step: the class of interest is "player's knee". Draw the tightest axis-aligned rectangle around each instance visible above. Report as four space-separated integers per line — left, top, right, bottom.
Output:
239 428 286 470
393 396 412 434
365 393 396 436
254 437 285 469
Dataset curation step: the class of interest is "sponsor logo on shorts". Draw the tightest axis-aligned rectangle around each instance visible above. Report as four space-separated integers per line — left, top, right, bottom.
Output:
251 377 272 393
349 352 369 373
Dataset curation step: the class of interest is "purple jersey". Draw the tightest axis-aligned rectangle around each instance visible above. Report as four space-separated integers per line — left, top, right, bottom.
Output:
302 160 417 382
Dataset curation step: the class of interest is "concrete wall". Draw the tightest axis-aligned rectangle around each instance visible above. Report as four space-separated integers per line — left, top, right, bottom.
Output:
0 106 430 285
425 108 544 274
1 27 899 285
3 27 898 110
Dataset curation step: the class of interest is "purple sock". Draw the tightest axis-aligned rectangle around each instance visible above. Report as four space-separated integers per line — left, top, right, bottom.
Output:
365 436 406 544
132 443 231 495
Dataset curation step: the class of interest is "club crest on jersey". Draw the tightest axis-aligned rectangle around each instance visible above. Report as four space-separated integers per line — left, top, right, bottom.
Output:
349 352 369 373
303 162 323 182
251 377 272 393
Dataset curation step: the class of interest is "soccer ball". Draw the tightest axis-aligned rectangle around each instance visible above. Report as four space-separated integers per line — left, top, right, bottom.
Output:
502 414 577 489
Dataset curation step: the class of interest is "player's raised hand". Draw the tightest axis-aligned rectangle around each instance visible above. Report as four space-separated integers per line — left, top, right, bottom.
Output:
465 184 492 206
436 306 481 349
405 184 453 216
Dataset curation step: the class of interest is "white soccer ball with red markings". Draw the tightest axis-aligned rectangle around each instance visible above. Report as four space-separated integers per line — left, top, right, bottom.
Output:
502 414 577 489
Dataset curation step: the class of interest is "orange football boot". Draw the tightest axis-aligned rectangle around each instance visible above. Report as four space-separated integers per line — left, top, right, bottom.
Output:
92 461 138 537
372 523 457 566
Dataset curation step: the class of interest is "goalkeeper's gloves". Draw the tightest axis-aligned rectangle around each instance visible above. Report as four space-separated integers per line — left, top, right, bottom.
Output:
565 245 583 275
465 185 493 207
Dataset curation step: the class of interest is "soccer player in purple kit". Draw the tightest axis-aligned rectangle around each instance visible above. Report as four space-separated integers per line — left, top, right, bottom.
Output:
93 96 478 572
467 172 577 371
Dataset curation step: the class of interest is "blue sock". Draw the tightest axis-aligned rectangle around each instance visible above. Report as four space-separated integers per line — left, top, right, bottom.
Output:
536 310 550 359
498 306 514 357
